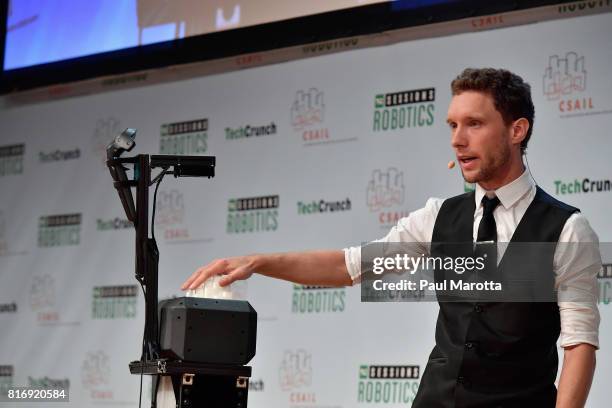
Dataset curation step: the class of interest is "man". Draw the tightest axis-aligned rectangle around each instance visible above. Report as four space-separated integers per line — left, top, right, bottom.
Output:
181 68 600 407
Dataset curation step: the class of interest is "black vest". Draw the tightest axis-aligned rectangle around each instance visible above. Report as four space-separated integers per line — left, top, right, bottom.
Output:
412 187 578 408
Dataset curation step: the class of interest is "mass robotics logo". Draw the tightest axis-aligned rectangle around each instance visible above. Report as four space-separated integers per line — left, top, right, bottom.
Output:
558 1 612 15
37 213 81 247
357 364 420 405
227 195 279 234
373 88 435 132
0 143 25 176
160 118 208 155
292 285 345 314
91 285 138 319
0 365 13 397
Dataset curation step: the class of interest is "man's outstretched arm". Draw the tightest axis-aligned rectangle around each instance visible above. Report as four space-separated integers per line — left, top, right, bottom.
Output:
181 250 352 290
556 343 596 408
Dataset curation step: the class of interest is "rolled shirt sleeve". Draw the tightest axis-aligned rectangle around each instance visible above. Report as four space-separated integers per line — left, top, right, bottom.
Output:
343 197 443 283
555 213 601 349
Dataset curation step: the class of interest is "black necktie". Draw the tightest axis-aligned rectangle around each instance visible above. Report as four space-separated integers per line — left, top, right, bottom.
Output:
474 196 500 286
477 195 500 242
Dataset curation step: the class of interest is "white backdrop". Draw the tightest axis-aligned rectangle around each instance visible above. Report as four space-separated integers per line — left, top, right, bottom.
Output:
0 10 611 408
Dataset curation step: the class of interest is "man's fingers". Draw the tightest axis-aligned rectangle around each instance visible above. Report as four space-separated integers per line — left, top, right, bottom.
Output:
188 261 225 290
181 268 204 290
184 259 228 290
218 264 250 287
218 272 236 287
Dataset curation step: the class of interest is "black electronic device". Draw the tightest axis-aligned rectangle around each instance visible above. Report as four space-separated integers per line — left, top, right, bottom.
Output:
106 129 255 408
159 297 257 364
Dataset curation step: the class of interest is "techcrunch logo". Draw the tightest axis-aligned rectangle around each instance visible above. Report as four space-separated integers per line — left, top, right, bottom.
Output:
96 217 133 231
598 263 612 305
160 118 208 154
225 122 277 140
292 285 345 314
297 198 351 214
0 143 24 176
227 195 279 234
0 302 17 313
373 88 435 132
92 285 138 319
358 365 420 404
554 178 611 194
38 213 81 247
39 148 80 162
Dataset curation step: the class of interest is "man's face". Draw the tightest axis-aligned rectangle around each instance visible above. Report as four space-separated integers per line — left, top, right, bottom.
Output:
446 91 513 185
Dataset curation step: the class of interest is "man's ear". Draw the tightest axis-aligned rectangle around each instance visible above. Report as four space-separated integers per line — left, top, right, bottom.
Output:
510 118 529 147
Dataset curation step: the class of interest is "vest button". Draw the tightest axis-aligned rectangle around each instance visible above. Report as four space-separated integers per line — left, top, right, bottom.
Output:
474 304 483 313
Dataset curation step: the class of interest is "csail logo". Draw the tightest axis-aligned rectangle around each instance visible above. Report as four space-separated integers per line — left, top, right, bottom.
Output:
29 274 59 323
367 168 409 228
81 350 113 400
279 349 316 404
92 117 121 164
290 88 350 146
542 52 607 117
155 189 190 241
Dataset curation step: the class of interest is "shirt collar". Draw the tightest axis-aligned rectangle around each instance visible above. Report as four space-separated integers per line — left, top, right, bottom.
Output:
474 169 535 210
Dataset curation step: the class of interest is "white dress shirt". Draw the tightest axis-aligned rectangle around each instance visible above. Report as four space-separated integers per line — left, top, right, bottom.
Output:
344 169 601 348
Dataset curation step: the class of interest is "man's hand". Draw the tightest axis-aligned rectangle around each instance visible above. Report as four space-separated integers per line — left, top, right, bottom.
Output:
180 250 352 291
556 343 596 408
181 256 256 290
